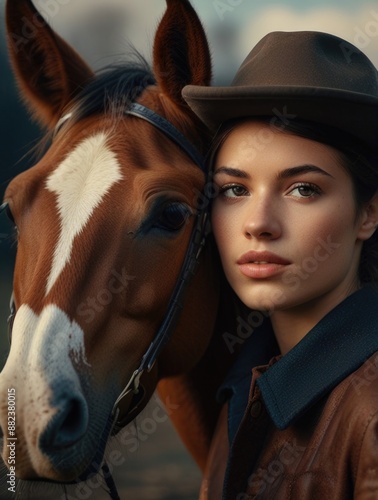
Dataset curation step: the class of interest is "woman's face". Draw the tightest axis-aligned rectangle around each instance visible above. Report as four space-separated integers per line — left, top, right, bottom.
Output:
212 120 371 313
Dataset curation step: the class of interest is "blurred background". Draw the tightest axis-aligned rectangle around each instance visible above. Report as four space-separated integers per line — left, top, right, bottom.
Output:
0 0 377 498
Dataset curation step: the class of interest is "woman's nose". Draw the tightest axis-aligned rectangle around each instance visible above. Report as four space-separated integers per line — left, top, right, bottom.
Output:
242 197 282 240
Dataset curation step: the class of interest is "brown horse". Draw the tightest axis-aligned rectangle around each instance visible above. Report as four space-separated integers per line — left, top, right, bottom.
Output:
0 0 238 497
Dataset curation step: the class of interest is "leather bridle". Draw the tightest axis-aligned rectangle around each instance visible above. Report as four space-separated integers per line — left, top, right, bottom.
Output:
1 102 210 435
111 103 209 432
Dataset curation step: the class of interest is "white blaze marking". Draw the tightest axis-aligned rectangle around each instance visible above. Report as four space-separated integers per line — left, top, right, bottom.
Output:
2 304 88 370
45 132 123 295
0 304 89 474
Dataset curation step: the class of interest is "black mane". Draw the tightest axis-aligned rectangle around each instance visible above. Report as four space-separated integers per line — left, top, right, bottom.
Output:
72 59 155 121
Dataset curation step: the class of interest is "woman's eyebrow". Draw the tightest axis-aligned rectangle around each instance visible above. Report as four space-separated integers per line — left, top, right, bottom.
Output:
277 164 334 179
213 164 335 180
213 166 250 178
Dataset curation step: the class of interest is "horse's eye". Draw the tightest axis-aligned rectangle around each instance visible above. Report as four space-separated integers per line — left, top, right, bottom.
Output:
0 203 15 224
154 203 192 232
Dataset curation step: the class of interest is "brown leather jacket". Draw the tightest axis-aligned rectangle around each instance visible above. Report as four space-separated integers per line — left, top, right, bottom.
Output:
200 286 378 499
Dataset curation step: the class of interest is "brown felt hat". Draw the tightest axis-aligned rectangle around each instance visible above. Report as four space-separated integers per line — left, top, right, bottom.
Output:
182 31 378 151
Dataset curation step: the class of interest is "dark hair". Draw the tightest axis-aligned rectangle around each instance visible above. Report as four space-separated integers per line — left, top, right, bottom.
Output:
209 117 378 284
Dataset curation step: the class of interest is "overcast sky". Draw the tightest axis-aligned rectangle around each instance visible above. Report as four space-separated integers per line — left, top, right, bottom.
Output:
7 0 375 84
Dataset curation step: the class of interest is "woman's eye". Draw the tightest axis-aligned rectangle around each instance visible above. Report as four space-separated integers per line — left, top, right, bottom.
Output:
220 185 249 198
288 183 321 198
154 202 192 232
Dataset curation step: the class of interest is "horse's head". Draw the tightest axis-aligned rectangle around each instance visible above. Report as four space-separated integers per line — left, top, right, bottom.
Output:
0 0 215 483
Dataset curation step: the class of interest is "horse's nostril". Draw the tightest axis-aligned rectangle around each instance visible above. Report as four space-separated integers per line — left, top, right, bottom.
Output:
57 397 88 444
40 394 89 451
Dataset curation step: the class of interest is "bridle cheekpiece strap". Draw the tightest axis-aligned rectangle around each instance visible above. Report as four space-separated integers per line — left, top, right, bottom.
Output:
110 103 209 433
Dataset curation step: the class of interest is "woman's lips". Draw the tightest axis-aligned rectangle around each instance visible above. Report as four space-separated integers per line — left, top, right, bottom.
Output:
237 251 291 279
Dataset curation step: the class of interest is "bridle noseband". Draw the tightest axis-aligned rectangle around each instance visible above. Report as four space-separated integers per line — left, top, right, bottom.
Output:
3 103 210 435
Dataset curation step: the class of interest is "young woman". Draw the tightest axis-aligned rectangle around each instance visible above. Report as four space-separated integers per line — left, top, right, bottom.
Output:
182 31 378 498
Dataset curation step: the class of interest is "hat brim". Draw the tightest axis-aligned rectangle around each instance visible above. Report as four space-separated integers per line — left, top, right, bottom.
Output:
182 85 378 151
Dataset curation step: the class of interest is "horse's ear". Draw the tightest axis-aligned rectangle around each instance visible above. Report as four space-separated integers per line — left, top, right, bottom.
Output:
6 0 94 129
153 0 212 106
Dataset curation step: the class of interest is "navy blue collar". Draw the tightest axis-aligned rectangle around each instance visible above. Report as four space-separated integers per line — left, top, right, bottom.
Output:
259 285 378 429
219 286 378 435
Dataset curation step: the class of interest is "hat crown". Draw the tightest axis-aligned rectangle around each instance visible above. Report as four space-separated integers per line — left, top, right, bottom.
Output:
182 30 378 150
233 31 378 97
